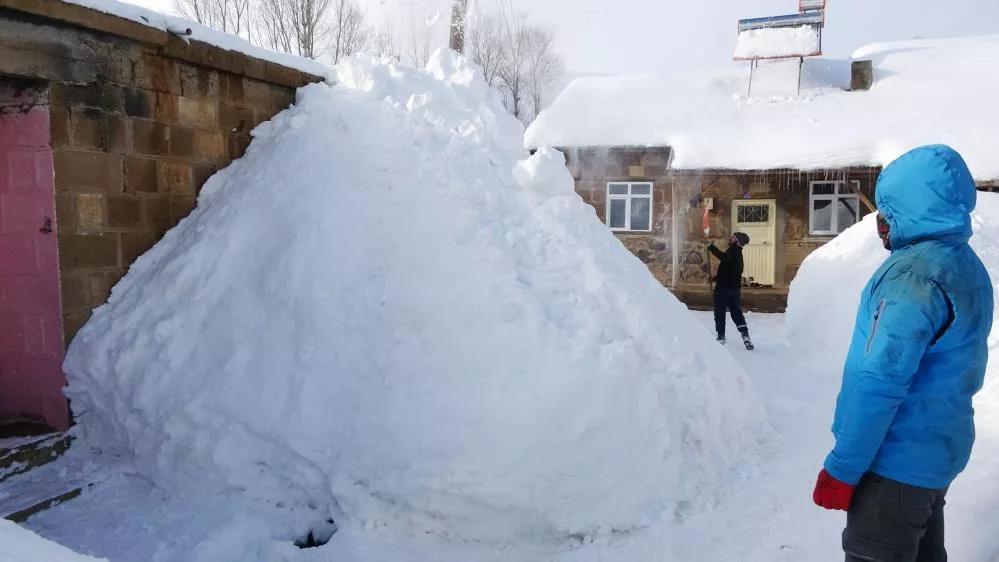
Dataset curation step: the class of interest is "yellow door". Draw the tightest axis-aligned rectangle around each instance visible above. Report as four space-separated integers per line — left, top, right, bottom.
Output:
731 199 777 286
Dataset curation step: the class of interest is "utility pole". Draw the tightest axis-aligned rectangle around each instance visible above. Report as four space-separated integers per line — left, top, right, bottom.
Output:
448 0 469 52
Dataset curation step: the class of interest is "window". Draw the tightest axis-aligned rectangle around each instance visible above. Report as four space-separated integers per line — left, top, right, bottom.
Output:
607 182 653 232
809 180 860 235
737 204 771 224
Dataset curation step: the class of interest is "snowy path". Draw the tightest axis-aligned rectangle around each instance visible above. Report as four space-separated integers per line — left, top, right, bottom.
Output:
15 312 999 561
559 312 845 561
660 313 999 562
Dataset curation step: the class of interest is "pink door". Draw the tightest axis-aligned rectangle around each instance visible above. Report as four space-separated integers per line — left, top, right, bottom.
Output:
0 88 66 430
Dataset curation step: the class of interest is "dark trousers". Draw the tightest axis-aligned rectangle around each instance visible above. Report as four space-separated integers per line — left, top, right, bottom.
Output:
713 285 748 339
844 473 947 562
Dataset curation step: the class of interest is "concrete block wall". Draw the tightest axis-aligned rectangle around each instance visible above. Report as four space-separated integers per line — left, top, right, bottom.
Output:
0 0 321 343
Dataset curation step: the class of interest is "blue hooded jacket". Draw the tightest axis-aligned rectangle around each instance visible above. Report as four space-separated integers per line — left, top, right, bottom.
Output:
824 145 994 490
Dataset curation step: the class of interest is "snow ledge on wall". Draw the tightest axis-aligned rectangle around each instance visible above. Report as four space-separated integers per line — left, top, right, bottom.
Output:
60 0 332 80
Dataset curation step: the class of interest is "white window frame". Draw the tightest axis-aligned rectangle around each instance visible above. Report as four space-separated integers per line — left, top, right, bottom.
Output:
606 182 654 232
809 180 861 236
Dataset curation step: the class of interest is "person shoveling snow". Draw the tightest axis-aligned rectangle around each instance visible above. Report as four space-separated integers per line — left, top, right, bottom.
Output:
706 233 754 350
813 145 993 561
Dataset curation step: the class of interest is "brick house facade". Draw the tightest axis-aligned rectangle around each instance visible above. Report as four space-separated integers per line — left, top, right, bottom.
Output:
563 146 999 312
0 0 321 429
562 146 882 312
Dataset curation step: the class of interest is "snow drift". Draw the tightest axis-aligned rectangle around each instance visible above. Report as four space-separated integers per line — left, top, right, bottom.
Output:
0 519 106 562
785 212 885 356
64 51 767 545
786 192 999 396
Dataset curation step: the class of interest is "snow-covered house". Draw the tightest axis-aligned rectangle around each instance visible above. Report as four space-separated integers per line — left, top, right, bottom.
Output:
525 34 999 312
0 0 325 431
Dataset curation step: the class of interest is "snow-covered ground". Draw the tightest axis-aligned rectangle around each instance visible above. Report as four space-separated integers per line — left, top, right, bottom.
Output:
16 312 999 561
1 519 107 562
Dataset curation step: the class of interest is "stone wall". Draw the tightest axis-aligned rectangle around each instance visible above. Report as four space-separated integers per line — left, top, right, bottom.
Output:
0 0 321 343
683 168 879 287
564 147 675 285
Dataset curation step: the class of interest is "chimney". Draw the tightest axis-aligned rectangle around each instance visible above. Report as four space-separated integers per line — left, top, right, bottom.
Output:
851 60 874 91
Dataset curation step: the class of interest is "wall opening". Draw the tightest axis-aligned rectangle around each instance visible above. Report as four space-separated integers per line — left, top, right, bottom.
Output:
0 76 67 431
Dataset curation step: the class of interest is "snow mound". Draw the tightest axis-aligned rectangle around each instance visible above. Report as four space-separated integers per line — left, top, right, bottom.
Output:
734 25 821 60
0 519 107 562
786 192 999 397
64 51 768 545
785 212 883 356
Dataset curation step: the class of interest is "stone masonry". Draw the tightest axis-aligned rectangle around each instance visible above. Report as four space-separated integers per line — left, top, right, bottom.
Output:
0 0 321 343
560 146 882 311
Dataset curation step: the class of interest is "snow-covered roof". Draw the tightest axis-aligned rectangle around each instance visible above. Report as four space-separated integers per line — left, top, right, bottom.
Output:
60 0 331 79
525 34 999 180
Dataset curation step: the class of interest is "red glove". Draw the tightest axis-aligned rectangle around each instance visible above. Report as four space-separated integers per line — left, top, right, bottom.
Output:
813 469 855 511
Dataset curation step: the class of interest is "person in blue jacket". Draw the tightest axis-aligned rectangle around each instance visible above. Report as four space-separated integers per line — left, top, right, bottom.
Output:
812 145 993 562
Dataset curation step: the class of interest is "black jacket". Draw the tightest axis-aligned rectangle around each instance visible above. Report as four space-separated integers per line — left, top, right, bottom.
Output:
708 243 744 288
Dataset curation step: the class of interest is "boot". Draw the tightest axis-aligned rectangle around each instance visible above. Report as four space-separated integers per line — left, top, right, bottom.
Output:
716 334 726 345
741 332 754 351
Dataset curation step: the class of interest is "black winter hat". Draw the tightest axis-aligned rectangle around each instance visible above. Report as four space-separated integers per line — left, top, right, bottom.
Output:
732 232 750 247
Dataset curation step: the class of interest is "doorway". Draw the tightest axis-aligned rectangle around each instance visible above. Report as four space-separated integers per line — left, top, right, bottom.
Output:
0 78 66 431
731 199 777 286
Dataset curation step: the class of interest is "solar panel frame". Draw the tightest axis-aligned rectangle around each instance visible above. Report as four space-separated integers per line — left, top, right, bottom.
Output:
737 11 825 32
798 0 827 12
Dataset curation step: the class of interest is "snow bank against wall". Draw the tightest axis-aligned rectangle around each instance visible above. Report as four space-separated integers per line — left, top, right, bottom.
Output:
0 519 107 562
734 25 821 59
786 193 999 397
64 51 768 545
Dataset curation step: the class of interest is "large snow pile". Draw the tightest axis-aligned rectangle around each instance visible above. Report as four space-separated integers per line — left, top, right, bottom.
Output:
526 34 999 179
786 193 999 395
64 51 767 545
0 519 106 562
784 212 884 356
734 25 821 60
